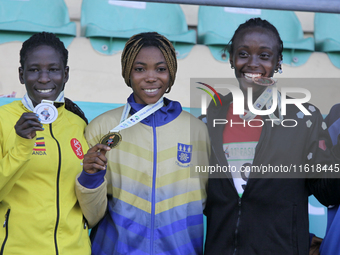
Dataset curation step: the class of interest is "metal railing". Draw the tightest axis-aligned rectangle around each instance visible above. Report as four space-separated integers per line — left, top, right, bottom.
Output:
125 0 340 13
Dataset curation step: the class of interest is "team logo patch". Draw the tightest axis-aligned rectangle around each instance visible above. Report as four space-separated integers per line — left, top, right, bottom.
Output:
71 138 84 159
32 137 47 155
176 143 192 168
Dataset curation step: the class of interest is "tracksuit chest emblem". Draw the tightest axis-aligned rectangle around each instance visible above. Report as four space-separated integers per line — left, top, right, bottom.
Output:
176 143 192 167
70 138 84 159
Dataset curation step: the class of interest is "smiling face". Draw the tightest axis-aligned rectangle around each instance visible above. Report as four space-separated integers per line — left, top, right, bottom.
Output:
130 46 170 105
19 45 69 107
230 28 281 97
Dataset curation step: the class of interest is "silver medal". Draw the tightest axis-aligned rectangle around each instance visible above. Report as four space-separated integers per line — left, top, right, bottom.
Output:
33 102 58 124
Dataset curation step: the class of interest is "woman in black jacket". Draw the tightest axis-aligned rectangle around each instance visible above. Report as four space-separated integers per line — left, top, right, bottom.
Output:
203 18 340 255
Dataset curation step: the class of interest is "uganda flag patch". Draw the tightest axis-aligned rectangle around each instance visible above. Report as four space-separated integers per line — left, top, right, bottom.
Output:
32 137 47 155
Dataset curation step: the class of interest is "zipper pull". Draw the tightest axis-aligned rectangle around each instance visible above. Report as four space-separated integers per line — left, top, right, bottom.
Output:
83 216 88 229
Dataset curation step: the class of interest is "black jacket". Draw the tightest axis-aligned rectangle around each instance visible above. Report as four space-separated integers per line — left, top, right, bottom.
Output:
204 93 340 255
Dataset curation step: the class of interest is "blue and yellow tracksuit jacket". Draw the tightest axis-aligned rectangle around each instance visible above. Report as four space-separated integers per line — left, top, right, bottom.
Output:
76 95 210 255
0 100 90 255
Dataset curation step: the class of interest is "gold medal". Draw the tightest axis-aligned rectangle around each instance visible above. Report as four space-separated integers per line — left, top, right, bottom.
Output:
100 132 122 148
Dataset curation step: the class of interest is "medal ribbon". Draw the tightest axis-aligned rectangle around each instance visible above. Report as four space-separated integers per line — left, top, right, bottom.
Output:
110 96 164 133
239 85 283 125
22 91 65 111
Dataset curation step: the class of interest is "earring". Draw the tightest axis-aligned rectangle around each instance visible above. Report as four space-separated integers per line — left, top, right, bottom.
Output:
277 60 283 74
230 62 234 69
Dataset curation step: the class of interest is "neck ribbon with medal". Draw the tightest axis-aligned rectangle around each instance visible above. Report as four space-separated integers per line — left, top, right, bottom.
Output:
22 92 63 124
100 97 164 149
239 76 283 125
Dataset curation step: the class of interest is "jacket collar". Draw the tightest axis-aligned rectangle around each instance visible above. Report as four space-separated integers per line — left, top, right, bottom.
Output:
127 93 182 127
21 92 65 112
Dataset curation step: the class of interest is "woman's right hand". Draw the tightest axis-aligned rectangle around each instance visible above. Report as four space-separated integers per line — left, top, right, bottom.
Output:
14 112 43 139
83 144 111 174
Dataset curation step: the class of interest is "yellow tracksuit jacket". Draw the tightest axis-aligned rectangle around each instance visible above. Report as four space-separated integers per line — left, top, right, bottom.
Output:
0 100 90 255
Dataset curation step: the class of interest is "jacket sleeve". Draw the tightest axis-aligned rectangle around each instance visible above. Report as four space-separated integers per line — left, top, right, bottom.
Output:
0 134 35 201
75 120 109 228
196 118 211 210
75 174 108 228
307 108 340 207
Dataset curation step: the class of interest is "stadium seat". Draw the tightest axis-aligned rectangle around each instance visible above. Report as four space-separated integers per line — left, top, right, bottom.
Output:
314 13 340 68
198 7 314 66
0 0 76 47
81 0 196 59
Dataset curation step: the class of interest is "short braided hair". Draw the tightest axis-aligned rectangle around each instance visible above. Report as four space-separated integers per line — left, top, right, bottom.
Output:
121 32 177 93
20 32 68 68
227 18 283 61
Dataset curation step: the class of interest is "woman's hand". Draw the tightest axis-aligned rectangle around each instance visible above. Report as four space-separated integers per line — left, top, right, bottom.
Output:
83 144 111 174
15 113 43 139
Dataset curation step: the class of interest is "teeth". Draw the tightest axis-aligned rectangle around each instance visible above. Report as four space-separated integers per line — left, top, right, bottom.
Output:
244 73 262 78
37 89 52 93
144 88 158 93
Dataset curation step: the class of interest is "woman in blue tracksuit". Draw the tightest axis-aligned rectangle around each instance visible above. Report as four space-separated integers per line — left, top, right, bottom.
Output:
75 32 210 255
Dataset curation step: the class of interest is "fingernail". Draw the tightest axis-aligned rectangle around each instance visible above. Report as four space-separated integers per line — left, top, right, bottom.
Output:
36 114 39 117
40 123 43 127
38 118 41 121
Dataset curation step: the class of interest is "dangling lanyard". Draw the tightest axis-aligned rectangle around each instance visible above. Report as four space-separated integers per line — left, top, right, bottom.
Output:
99 97 164 148
22 92 64 124
239 86 283 125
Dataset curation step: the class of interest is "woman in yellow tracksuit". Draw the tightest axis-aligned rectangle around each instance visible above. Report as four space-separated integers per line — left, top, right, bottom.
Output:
0 32 90 255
